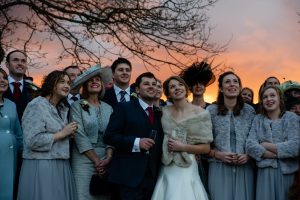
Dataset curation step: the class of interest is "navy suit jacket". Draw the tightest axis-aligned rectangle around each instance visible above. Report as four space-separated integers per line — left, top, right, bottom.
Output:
104 100 164 188
3 81 34 122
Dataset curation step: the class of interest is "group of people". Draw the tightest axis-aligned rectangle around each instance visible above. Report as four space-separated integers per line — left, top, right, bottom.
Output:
0 49 300 200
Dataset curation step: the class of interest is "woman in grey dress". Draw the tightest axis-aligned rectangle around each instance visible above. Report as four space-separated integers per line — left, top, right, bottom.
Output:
70 66 113 200
246 85 300 200
0 68 22 200
18 70 78 200
207 71 255 200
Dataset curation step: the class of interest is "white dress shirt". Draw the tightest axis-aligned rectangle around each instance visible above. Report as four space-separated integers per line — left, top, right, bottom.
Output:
113 85 131 102
8 76 24 92
132 98 153 152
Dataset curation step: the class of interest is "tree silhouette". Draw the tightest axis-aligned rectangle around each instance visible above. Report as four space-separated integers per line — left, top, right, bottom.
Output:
0 0 225 69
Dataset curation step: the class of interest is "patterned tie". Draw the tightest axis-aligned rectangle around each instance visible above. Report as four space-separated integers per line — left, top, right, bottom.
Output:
119 90 126 102
146 107 154 125
13 82 22 102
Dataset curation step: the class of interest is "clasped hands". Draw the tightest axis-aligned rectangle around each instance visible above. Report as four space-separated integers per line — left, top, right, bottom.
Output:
94 156 112 176
215 151 249 165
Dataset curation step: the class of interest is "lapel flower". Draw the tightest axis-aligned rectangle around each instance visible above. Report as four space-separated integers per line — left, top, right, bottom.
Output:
130 92 138 100
80 99 90 115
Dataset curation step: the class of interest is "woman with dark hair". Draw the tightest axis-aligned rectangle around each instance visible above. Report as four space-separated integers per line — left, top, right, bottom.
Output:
246 85 300 200
18 70 78 200
70 66 113 200
179 61 215 194
263 76 280 87
151 76 213 200
0 68 22 200
207 71 255 200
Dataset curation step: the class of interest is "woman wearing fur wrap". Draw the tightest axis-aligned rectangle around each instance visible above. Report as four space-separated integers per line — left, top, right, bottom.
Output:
151 76 213 200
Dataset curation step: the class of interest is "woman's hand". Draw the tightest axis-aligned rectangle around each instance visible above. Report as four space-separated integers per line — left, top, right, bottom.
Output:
53 122 77 141
168 138 186 152
236 154 250 165
260 142 277 154
95 156 112 176
62 122 77 138
215 151 238 164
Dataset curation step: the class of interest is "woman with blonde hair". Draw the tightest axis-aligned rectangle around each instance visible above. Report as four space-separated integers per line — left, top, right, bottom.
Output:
246 85 300 200
152 76 213 200
70 65 114 200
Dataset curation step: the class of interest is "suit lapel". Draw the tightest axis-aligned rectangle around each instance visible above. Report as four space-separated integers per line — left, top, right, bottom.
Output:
108 88 118 106
3 86 13 100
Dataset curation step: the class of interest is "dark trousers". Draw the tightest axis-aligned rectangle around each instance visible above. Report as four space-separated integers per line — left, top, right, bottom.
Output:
119 173 156 200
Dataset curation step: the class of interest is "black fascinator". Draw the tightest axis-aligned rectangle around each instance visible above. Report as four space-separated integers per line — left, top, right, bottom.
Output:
179 61 215 88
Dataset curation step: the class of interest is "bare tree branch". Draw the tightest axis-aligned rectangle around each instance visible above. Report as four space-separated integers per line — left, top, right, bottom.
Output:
0 0 226 70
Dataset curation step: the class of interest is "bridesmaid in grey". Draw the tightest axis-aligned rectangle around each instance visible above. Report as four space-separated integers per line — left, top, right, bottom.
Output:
18 70 78 200
206 71 255 200
246 85 300 200
70 65 113 200
0 68 22 200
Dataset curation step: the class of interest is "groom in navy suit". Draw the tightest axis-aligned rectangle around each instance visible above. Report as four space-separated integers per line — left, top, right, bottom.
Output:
104 72 164 200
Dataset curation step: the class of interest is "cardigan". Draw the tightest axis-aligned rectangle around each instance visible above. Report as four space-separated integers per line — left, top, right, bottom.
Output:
207 103 255 161
22 96 70 159
246 111 300 174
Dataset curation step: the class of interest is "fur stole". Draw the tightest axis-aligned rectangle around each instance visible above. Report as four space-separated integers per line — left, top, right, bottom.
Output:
161 107 213 167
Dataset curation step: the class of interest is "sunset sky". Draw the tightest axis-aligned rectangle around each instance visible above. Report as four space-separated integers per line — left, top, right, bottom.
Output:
5 0 300 103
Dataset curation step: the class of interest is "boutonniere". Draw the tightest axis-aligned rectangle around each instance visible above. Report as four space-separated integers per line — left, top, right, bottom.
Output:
130 92 138 100
80 100 90 115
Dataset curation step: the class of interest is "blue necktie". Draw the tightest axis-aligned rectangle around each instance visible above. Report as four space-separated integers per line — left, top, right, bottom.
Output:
119 90 126 102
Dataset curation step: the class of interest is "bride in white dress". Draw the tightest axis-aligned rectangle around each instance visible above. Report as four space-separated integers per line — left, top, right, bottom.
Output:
151 76 213 200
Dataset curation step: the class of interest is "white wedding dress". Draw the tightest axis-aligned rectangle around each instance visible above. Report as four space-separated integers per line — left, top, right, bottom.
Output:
151 154 209 200
151 108 210 200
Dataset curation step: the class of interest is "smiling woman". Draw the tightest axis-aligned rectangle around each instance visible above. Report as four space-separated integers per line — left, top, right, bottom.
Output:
69 66 114 200
17 70 78 200
246 85 300 200
207 71 256 200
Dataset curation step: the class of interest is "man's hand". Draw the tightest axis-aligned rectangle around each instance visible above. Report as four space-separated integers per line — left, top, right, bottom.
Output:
139 138 155 151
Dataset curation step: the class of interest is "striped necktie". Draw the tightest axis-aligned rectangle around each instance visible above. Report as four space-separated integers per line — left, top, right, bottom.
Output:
119 90 126 102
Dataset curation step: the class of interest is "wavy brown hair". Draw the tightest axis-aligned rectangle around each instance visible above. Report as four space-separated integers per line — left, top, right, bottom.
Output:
217 71 244 116
0 68 8 80
40 70 70 106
